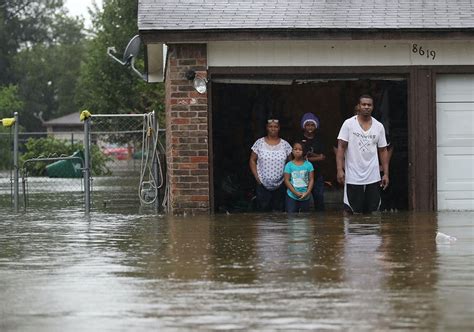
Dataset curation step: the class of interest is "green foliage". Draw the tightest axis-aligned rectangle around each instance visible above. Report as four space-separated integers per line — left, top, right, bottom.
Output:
20 136 112 176
1 0 66 85
13 13 85 131
1 1 85 131
13 36 85 130
1 0 165 133
76 0 164 126
0 85 22 170
0 85 23 118
0 0 66 85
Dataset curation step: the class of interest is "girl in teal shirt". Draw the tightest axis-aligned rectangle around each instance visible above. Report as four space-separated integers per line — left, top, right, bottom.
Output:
284 142 314 213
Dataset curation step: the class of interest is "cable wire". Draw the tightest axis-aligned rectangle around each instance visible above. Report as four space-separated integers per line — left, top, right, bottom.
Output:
138 112 165 206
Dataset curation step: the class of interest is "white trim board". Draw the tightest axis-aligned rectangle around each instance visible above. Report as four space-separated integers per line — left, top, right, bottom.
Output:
208 40 474 67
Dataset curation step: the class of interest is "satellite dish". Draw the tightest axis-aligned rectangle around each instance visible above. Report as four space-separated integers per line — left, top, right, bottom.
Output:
107 35 147 81
122 35 141 65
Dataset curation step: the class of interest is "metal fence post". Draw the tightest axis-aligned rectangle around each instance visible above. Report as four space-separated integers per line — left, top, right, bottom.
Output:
84 117 91 214
13 112 19 212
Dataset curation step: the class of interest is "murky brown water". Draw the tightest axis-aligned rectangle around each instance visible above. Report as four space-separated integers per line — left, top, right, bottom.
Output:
0 210 473 330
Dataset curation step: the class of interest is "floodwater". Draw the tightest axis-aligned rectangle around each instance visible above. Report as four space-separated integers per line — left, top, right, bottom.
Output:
0 209 473 331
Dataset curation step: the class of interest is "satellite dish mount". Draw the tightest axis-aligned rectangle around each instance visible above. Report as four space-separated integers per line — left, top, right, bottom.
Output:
107 35 147 81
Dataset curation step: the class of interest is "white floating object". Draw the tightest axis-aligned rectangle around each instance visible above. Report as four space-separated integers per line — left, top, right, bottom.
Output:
436 232 457 244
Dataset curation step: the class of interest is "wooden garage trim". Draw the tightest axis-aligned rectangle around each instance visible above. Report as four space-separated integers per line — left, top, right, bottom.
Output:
408 68 436 211
411 66 474 211
209 66 412 76
208 82 215 213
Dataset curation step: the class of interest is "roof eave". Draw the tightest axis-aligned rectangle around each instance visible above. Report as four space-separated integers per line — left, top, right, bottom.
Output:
139 28 474 44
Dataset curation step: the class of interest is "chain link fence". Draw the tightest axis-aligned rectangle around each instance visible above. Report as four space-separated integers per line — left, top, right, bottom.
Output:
20 153 86 210
0 130 87 211
89 113 165 213
0 112 166 213
0 128 15 209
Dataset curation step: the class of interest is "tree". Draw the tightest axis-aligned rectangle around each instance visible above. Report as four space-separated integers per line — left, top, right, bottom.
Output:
0 0 66 85
0 84 23 118
13 14 85 130
0 0 86 131
76 0 164 122
0 84 23 170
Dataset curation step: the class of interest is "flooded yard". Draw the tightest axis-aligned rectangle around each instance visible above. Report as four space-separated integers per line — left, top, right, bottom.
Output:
0 209 472 330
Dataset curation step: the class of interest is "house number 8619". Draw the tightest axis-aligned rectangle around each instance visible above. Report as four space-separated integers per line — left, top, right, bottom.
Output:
412 44 436 60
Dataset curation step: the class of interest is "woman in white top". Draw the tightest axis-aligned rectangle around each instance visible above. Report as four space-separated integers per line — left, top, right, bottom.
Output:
249 119 292 212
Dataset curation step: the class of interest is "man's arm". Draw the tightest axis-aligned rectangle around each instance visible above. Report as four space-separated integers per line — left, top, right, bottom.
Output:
336 139 347 185
378 146 389 189
307 153 326 162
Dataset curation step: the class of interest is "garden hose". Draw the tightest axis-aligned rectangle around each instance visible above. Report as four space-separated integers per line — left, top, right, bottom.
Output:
138 112 164 205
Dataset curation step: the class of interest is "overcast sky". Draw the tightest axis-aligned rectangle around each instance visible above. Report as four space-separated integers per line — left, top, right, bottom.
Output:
64 0 103 27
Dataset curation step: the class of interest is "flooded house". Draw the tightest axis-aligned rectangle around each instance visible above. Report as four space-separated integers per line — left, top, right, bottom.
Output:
137 0 474 214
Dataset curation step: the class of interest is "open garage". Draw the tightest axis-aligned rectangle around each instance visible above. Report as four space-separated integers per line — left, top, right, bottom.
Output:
211 78 409 212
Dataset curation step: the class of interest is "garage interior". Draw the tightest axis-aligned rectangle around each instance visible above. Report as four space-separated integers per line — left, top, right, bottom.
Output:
211 77 409 213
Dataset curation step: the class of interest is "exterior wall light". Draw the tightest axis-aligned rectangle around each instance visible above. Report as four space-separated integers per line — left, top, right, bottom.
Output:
185 70 208 94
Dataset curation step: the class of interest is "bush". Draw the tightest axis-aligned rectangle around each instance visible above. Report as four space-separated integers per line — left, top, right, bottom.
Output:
20 137 111 176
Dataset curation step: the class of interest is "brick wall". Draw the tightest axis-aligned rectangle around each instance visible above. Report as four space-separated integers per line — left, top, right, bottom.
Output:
165 44 210 214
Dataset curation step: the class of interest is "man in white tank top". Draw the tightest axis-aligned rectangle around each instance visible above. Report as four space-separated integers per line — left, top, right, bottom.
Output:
336 95 390 213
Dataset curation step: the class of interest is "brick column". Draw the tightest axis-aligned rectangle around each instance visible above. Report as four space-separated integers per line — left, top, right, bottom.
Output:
165 44 209 215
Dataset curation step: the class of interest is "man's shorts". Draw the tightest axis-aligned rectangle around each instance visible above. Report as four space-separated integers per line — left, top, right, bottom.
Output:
343 182 381 214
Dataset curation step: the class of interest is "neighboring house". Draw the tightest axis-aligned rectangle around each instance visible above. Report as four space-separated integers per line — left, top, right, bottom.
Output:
43 112 84 143
138 0 474 214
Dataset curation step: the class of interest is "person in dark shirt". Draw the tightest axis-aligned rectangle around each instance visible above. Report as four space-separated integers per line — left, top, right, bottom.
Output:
300 113 326 211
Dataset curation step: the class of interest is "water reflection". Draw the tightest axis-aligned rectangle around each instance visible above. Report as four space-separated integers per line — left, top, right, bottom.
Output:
379 213 438 289
377 214 440 330
343 215 383 288
0 210 472 330
211 216 259 283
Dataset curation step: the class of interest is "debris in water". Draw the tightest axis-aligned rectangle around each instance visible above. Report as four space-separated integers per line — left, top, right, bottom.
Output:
436 232 457 244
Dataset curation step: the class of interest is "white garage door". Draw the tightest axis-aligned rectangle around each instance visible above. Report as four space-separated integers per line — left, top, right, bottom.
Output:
436 75 474 210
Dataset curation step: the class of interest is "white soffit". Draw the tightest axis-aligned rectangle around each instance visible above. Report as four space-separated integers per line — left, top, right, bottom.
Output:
147 44 167 82
208 40 474 67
